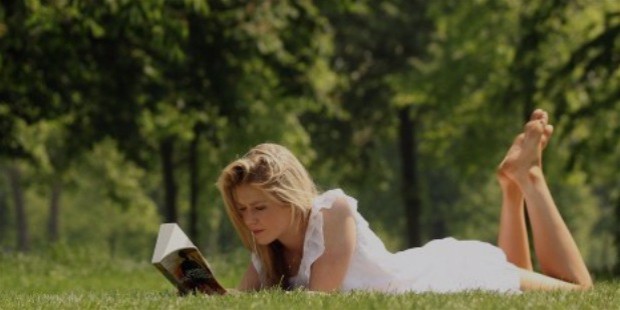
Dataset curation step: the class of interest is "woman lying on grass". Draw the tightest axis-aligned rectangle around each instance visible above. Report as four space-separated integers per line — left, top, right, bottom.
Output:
216 109 593 293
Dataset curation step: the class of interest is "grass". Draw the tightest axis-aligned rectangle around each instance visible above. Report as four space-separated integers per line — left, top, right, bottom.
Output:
1 249 619 309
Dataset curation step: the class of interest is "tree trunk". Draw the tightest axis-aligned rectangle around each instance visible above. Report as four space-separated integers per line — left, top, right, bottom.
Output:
0 180 8 245
48 178 62 243
431 217 446 240
398 106 422 247
505 5 552 118
615 193 620 275
160 138 178 223
7 164 30 252
188 126 201 241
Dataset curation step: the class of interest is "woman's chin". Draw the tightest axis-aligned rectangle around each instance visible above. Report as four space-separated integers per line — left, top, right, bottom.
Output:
254 236 273 245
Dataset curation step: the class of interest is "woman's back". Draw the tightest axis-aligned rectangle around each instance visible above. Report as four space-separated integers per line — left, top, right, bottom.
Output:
253 189 521 293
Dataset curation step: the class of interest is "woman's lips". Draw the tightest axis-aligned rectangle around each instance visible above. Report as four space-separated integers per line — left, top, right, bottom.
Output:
252 229 264 235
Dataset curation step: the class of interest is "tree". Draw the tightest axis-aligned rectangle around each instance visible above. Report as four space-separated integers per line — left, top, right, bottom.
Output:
0 173 8 245
26 0 333 242
543 5 620 273
491 0 619 271
0 1 83 249
311 0 521 247
6 163 29 252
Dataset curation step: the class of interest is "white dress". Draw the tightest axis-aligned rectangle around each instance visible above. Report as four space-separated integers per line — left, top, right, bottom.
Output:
252 189 521 293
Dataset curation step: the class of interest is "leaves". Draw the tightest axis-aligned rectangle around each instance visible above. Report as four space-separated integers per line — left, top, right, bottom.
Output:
0 0 618 269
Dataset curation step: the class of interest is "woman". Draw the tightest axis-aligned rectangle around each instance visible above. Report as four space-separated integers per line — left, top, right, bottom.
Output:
216 109 593 293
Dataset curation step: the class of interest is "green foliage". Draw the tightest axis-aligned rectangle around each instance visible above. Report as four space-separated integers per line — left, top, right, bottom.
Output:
1 0 619 273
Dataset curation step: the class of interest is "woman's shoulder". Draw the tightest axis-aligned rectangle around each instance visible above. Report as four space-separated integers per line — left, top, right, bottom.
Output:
321 196 354 224
312 188 358 213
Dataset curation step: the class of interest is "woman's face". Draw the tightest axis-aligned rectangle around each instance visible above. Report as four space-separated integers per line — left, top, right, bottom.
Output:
234 184 293 245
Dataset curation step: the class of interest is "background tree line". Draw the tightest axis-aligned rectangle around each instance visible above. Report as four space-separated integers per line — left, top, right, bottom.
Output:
1 0 618 274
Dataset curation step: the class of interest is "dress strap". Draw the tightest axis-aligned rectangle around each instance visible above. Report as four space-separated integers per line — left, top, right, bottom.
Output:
311 189 358 213
250 252 266 286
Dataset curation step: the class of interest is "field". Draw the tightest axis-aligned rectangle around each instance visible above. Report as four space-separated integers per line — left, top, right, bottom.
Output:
1 249 618 309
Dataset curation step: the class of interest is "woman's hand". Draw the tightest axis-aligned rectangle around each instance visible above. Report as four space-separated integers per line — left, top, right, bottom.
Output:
237 262 261 292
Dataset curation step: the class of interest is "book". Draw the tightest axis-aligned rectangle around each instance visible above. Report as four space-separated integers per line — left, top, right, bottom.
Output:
151 223 227 295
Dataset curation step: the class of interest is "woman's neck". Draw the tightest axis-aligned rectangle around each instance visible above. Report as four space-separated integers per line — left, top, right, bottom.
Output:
277 218 307 255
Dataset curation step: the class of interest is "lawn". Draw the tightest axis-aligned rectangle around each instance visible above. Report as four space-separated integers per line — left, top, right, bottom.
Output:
1 249 618 309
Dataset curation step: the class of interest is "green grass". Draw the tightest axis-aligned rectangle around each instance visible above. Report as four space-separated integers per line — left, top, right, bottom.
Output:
1 250 619 309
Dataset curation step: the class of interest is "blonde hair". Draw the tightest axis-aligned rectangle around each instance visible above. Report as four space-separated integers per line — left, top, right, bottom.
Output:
217 143 317 289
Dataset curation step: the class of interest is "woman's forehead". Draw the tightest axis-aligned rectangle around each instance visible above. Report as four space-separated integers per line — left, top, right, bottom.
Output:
234 184 276 206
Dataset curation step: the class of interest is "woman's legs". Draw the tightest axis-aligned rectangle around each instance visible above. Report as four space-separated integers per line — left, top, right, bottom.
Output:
497 135 532 270
498 109 592 289
497 110 553 270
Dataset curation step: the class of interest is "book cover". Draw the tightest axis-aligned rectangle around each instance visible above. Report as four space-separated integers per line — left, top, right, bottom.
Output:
152 223 227 295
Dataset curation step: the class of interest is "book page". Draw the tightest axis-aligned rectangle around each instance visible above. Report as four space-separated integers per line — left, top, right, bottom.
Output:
152 223 196 263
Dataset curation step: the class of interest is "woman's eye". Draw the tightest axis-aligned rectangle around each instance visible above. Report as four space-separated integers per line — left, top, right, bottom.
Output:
255 206 266 211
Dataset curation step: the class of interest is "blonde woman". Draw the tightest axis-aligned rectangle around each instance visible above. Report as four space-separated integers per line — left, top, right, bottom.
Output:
216 109 592 293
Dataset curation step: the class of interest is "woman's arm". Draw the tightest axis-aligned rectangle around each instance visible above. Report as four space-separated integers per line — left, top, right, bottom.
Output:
308 197 357 292
237 262 261 291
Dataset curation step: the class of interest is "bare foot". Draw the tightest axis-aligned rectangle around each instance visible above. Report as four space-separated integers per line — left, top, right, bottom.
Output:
497 133 526 189
535 109 554 151
497 109 553 186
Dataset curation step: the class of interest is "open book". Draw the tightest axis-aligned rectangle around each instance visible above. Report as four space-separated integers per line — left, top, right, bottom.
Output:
152 223 227 295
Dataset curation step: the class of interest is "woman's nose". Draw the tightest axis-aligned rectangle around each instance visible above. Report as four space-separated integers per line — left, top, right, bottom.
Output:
243 210 257 225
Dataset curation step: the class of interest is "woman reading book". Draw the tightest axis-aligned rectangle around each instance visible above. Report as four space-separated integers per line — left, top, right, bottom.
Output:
216 109 593 293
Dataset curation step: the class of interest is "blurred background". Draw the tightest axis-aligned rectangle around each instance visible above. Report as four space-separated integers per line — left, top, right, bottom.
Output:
0 0 618 276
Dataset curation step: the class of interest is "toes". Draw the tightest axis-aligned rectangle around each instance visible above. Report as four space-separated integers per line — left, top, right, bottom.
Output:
530 109 549 126
530 109 545 121
524 119 544 134
524 120 544 146
544 124 554 137
529 109 553 148
541 124 553 148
